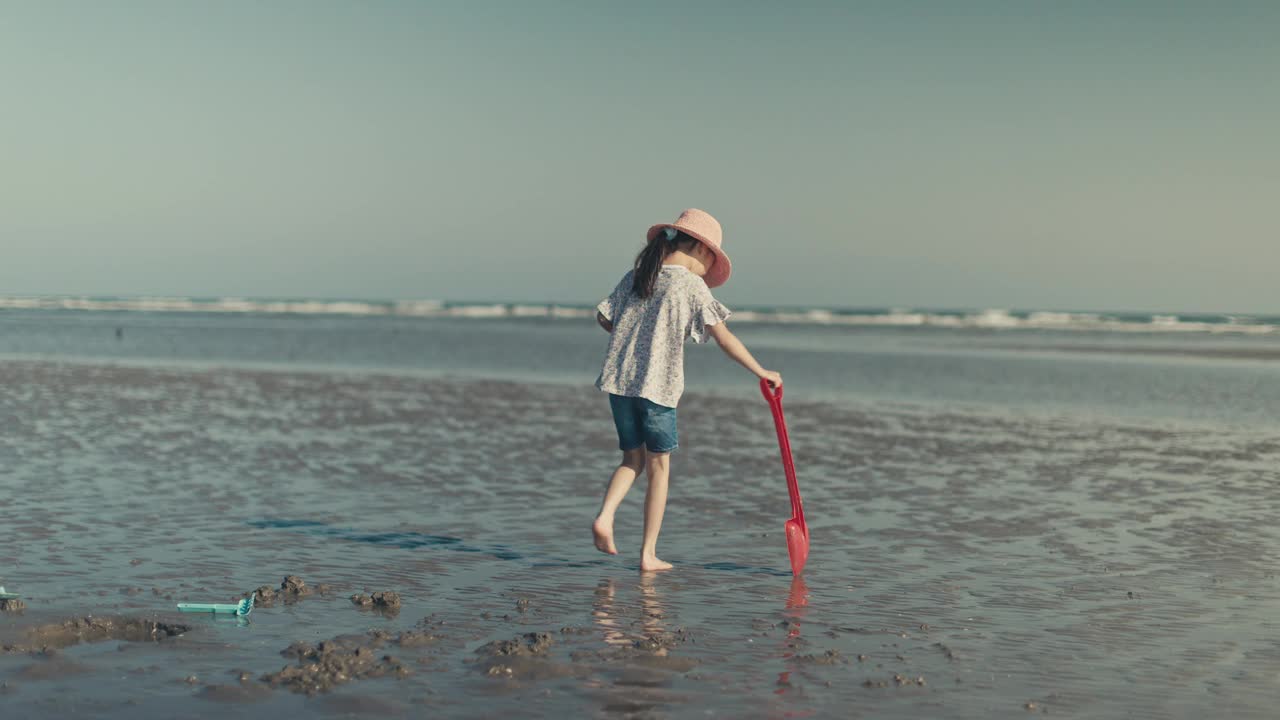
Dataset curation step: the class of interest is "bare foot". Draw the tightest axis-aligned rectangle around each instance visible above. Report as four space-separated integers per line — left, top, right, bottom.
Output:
592 517 618 555
640 556 673 572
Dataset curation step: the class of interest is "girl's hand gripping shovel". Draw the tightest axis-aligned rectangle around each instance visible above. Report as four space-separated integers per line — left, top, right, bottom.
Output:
760 378 810 576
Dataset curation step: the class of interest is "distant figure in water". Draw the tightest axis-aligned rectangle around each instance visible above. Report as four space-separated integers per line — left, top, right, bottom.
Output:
115 327 123 340
592 209 782 571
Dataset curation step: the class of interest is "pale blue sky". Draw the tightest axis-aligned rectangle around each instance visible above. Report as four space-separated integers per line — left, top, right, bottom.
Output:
1 1 1276 312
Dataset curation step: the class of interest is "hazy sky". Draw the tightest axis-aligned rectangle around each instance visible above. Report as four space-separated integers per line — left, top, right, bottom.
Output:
2 1 1276 312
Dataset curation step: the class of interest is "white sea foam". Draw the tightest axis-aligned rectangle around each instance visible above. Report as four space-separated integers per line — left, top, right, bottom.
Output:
0 296 1275 334
394 300 445 316
550 306 592 319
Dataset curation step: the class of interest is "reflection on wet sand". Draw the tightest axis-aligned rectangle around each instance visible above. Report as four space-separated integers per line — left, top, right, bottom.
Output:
591 573 669 650
776 576 810 695
592 578 628 649
639 572 668 655
587 573 690 716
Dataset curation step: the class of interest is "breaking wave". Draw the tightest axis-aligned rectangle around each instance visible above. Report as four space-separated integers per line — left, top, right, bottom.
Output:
0 296 1275 334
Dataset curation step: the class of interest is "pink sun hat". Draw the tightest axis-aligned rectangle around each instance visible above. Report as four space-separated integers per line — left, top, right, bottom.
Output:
646 208 732 289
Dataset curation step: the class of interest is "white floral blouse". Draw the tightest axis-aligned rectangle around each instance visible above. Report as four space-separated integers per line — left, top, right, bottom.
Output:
595 266 732 408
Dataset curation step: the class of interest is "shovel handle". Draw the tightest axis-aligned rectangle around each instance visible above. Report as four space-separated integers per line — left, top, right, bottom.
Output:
760 378 804 524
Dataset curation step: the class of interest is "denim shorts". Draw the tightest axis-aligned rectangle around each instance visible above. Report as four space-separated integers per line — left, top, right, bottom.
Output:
608 394 678 453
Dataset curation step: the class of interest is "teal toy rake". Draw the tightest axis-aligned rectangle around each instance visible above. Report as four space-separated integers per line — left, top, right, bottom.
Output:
177 594 254 616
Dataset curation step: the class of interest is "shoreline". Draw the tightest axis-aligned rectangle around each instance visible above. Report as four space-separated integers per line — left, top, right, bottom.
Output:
1 353 1272 436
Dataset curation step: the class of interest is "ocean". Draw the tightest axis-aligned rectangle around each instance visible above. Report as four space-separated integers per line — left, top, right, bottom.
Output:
1 297 1278 718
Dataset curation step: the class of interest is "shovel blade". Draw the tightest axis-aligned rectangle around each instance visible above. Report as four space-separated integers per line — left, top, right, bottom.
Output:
785 518 809 576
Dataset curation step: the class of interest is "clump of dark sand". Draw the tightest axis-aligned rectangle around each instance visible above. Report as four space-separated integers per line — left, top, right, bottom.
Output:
1 616 190 653
472 632 575 679
795 649 847 665
568 628 699 673
862 674 927 688
249 586 278 604
248 575 330 606
262 632 411 695
476 631 553 658
281 575 311 596
368 628 440 648
569 627 694 660
632 628 694 653
350 591 401 614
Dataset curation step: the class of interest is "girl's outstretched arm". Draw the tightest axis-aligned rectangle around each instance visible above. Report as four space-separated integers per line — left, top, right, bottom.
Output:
707 322 782 388
597 311 614 333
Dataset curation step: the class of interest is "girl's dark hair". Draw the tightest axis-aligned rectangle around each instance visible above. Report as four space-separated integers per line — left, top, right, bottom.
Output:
633 229 695 298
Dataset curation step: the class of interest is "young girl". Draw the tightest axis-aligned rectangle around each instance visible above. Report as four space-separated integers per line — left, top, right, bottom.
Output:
592 208 782 571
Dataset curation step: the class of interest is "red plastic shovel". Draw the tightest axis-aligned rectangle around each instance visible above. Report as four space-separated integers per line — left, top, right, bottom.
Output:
760 378 810 576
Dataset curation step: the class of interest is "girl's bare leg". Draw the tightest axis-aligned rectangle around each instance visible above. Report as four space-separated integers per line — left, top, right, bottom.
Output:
593 448 646 555
640 452 673 571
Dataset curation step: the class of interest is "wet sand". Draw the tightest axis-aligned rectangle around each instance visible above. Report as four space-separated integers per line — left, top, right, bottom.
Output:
1 359 1279 718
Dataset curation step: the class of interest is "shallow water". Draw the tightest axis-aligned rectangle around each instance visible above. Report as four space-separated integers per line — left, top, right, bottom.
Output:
2 359 1278 718
5 308 1280 427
